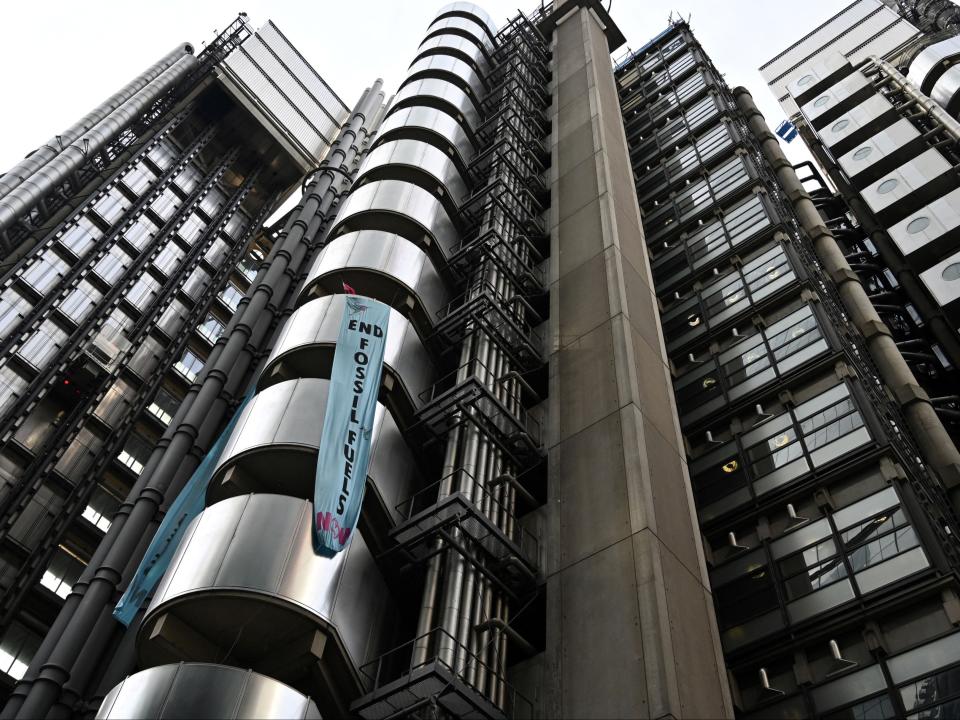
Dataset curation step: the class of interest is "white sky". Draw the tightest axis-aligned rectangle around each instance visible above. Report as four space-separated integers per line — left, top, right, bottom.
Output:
0 0 840 177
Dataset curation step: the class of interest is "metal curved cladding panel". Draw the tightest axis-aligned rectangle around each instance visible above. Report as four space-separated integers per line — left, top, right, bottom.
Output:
907 36 960 94
374 106 475 172
932 65 960 116
140 494 394 674
258 294 436 418
299 231 448 333
330 179 459 262
389 78 480 134
208 378 420 515
414 34 490 79
404 54 485 105
97 664 321 719
424 16 495 58
356 138 469 207
433 2 498 41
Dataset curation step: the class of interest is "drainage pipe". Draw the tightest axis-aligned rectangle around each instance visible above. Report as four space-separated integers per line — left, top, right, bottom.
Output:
734 86 960 502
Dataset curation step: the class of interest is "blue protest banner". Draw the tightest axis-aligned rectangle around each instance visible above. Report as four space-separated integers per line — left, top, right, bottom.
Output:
112 393 251 625
313 294 390 556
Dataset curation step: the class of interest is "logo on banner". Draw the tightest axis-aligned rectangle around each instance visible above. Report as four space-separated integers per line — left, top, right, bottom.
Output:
313 294 390 556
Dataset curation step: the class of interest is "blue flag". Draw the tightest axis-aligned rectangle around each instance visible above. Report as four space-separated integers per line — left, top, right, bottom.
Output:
776 119 798 143
112 393 251 625
313 295 390 556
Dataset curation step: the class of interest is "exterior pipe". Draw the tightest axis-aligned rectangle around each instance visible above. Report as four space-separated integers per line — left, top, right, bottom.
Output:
0 43 192 202
8 81 384 720
734 86 960 502
0 54 199 236
867 55 960 140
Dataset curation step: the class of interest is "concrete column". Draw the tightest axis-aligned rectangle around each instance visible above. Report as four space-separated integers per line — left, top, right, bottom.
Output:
515 5 733 718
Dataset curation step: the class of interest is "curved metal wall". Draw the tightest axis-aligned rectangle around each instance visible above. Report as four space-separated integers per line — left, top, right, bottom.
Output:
96 664 322 719
139 494 394 675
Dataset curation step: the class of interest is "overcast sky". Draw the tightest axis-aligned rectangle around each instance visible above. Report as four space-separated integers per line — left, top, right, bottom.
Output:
0 0 840 175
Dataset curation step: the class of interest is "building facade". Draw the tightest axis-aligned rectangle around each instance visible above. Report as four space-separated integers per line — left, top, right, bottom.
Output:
3 2 960 719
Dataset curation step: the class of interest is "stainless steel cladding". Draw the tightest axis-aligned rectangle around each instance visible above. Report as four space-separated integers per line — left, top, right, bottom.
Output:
96 664 322 719
356 138 470 206
259 294 436 419
219 20 350 169
375 106 477 169
299 230 449 333
390 78 481 132
329 179 459 261
208 378 421 514
405 55 487 100
907 36 960 94
433 2 499 40
414 35 491 77
0 42 193 202
0 54 200 234
139 494 395 673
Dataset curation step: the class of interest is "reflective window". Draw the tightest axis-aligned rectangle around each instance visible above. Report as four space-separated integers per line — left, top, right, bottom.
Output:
58 215 101 257
182 266 210 300
93 245 132 285
157 299 189 337
17 319 67 370
92 188 131 224
82 485 119 533
174 348 204 381
126 274 160 310
0 366 28 416
60 281 102 323
147 141 178 171
199 187 227 218
0 622 39 680
120 162 155 195
117 433 152 475
218 282 243 311
197 314 224 343
123 215 159 251
151 187 182 221
177 212 206 245
223 211 248 239
99 307 134 343
152 241 185 276
20 250 69 294
174 164 203 195
0 288 32 339
40 547 84 599
238 249 262 281
147 386 180 425
203 238 230 268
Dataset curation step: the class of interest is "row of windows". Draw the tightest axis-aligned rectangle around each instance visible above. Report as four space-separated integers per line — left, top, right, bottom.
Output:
674 304 831 426
616 35 686 98
630 96 721 186
660 243 798 353
691 381 873 522
712 485 926 654
651 191 774 292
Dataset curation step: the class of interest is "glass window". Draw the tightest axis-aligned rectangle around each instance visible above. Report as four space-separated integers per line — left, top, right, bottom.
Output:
117 433 152 475
58 215 101 257
147 387 180 425
223 212 248 239
123 215 159 251
199 187 227 218
0 288 32 339
0 622 40 680
152 241 185 276
842 508 919 573
60 280 102 323
92 245 132 284
82 485 120 533
174 165 202 195
40 547 84 599
0 366 28 416
20 250 69 294
157 299 189 337
218 283 243 311
99 307 133 344
182 266 210 300
197 314 224 343
126 274 160 310
147 141 178 171
779 537 847 601
238 249 262 281
120 162 155 195
715 564 779 630
177 212 206 245
92 188 130 224
17 319 67 370
174 348 204 381
204 238 229 268
151 187 182 221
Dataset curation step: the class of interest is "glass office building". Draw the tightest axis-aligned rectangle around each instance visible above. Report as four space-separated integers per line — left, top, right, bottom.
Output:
3 1 960 719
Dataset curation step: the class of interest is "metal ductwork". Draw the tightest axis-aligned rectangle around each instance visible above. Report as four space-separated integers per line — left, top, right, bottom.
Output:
0 43 193 202
0 52 199 235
